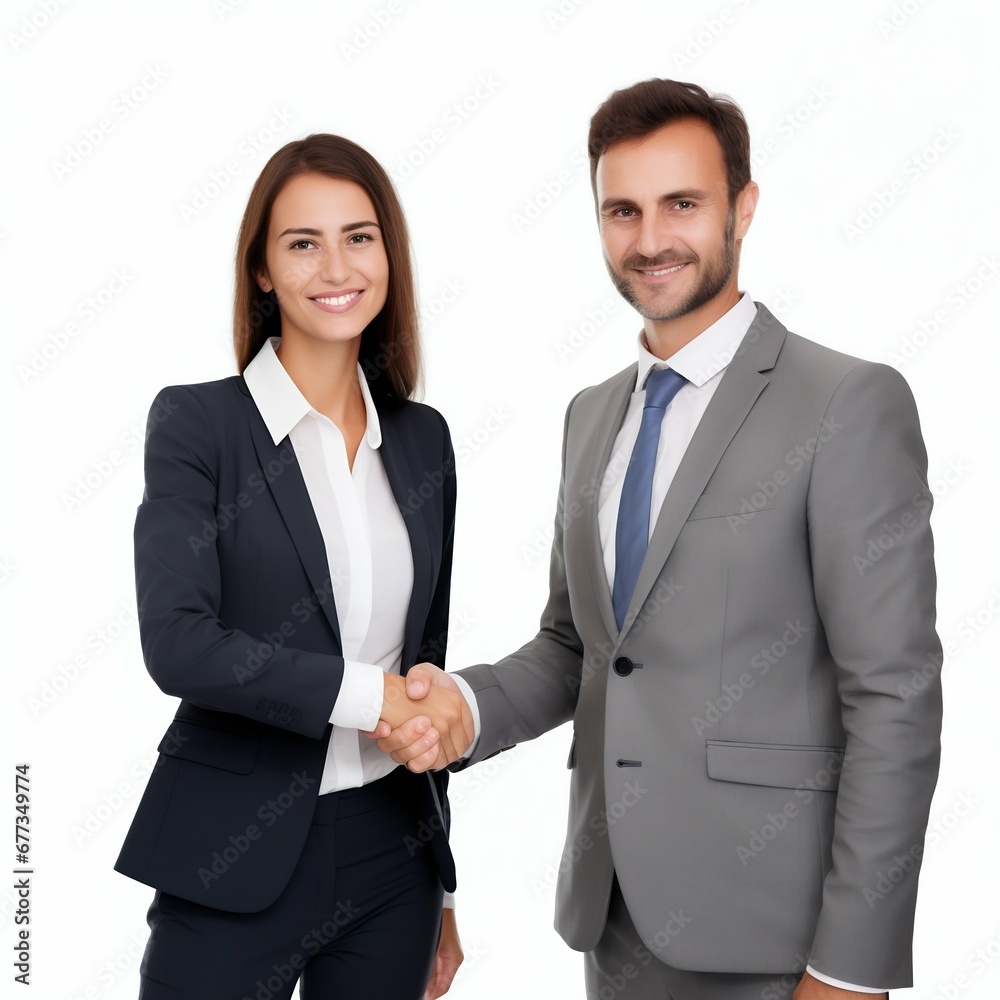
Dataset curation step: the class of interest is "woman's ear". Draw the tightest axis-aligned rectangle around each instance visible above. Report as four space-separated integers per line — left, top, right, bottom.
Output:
255 268 273 294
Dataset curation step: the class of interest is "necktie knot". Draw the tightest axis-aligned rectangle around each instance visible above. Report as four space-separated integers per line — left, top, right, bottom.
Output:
643 367 688 411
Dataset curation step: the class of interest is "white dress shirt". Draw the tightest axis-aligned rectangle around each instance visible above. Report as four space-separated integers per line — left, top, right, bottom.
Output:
461 294 884 989
596 291 758 579
243 335 459 907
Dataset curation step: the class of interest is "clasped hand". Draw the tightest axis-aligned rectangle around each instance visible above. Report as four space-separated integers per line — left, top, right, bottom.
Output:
362 664 472 771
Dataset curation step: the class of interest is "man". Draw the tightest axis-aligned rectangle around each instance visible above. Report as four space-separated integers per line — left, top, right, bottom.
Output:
371 78 943 999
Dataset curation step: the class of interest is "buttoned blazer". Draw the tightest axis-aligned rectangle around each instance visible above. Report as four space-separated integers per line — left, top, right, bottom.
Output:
455 303 942 988
115 372 457 912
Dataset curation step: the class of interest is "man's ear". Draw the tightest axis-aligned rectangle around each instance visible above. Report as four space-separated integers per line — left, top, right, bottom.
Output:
734 180 760 241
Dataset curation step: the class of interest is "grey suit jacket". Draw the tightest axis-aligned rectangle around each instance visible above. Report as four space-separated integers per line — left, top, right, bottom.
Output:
455 303 942 987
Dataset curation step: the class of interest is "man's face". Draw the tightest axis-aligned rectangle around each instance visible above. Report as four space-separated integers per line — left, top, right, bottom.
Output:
596 118 748 323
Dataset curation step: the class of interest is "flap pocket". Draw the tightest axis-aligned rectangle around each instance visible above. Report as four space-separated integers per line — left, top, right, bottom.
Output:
706 740 845 791
157 719 259 775
686 492 773 521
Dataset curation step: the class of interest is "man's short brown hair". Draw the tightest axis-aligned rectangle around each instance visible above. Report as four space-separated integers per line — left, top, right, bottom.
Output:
588 78 752 206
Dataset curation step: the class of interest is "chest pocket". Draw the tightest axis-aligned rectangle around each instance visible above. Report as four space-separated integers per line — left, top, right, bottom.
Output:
686 492 774 521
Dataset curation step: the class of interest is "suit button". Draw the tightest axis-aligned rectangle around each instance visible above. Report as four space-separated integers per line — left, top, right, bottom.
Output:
614 656 633 676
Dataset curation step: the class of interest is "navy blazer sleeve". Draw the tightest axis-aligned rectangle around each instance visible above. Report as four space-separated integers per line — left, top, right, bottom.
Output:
134 385 345 740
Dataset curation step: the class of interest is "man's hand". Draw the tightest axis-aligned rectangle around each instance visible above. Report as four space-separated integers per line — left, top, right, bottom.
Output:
363 665 472 772
792 971 887 1000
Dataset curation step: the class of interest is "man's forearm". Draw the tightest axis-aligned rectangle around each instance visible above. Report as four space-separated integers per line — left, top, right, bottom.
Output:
453 624 582 766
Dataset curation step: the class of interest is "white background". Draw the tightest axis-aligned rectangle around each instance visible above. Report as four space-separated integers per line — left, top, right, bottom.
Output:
3 0 998 997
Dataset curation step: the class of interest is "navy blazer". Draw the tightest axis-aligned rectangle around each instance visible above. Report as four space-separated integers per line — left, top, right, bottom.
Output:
115 372 457 913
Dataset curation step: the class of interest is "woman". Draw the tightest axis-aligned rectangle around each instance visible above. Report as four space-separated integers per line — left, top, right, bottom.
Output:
115 134 471 998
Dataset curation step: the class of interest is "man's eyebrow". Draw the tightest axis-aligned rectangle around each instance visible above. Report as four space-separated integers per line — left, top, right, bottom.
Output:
275 221 381 239
660 188 710 202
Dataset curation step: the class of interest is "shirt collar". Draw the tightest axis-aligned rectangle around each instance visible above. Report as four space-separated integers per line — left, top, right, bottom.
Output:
242 336 382 448
635 291 758 391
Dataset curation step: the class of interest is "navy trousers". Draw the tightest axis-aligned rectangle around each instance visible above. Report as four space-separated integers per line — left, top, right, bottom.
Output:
137 765 444 999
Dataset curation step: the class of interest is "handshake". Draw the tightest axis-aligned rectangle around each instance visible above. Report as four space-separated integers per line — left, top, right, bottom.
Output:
362 664 474 772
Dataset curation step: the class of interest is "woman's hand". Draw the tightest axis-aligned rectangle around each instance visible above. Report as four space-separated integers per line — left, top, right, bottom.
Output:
424 907 464 999
377 670 474 769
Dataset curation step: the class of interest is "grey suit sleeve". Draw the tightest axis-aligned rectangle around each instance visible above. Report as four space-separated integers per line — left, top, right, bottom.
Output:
804 363 943 987
453 394 586 767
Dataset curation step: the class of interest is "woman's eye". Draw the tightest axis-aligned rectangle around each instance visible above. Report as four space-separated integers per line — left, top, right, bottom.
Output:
289 239 315 250
348 232 373 245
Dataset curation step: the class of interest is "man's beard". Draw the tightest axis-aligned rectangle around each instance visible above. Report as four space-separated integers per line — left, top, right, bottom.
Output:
606 208 736 323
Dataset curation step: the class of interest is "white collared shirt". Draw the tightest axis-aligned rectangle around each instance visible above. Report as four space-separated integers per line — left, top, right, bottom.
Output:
597 291 758 586
243 335 412 791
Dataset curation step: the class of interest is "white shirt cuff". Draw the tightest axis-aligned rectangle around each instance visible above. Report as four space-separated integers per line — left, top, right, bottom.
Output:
806 964 886 993
329 660 384 731
449 672 481 757
442 890 456 909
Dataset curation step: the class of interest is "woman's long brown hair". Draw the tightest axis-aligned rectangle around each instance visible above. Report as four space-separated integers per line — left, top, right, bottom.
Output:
233 134 420 400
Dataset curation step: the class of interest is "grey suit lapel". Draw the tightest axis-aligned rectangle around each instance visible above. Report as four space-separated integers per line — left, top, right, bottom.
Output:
617 302 787 641
579 365 636 642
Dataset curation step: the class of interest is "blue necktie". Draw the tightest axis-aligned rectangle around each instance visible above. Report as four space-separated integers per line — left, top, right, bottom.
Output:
612 367 688 630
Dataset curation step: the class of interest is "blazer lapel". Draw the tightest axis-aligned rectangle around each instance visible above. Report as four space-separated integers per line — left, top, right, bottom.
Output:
238 381 437 671
237 378 344 651
617 302 787 641
580 365 637 642
373 406 435 674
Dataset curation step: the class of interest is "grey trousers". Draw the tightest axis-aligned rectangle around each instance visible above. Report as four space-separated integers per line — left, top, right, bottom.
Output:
584 874 805 1000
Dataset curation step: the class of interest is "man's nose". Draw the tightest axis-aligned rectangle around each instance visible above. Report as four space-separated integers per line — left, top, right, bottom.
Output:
635 211 677 261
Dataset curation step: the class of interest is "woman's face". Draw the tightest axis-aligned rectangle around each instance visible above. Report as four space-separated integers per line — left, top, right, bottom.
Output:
255 172 389 350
